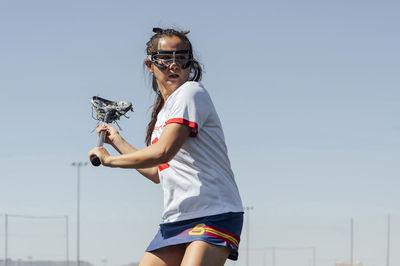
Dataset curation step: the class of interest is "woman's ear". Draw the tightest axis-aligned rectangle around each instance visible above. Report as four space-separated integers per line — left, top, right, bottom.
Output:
145 60 153 73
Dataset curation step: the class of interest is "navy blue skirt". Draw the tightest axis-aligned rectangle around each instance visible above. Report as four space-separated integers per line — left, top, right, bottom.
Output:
146 212 244 260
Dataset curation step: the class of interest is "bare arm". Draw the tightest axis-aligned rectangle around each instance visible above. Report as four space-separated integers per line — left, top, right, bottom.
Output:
95 124 159 183
112 135 160 183
89 123 191 182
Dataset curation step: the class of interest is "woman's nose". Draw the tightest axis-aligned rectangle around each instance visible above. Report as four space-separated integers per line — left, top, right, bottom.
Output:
168 60 180 70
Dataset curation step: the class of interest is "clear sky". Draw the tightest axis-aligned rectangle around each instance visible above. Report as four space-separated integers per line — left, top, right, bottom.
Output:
0 0 399 266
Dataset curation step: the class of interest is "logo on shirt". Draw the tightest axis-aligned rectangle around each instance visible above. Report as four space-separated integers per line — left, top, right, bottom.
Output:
153 122 166 133
151 137 170 171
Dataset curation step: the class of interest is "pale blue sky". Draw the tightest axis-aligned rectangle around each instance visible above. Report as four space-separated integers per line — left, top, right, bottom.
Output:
0 0 399 266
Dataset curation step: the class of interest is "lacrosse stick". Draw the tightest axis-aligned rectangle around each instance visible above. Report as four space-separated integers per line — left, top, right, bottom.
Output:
90 96 133 166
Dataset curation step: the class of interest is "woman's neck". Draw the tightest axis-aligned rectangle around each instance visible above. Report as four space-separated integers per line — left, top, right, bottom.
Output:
159 83 182 102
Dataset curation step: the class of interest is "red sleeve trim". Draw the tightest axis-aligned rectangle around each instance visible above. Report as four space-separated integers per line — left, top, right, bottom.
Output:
165 118 198 137
158 164 170 171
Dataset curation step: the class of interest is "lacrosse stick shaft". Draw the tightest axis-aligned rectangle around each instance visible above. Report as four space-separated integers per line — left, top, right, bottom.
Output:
91 110 116 167
97 130 106 147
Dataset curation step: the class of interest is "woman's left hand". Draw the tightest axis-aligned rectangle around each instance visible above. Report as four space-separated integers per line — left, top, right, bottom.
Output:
89 147 111 166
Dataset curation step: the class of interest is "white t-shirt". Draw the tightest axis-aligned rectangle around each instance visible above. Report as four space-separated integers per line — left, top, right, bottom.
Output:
151 81 243 223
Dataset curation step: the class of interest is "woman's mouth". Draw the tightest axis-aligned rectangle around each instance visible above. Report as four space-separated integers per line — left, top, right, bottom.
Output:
168 74 180 79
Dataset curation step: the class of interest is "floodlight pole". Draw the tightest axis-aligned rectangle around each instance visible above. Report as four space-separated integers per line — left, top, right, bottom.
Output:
244 206 254 266
66 215 70 266
272 247 276 266
386 214 391 266
72 162 88 266
312 247 316 266
5 214 8 266
350 217 354 266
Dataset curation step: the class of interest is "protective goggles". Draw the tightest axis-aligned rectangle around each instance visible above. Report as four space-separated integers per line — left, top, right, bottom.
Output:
147 50 193 70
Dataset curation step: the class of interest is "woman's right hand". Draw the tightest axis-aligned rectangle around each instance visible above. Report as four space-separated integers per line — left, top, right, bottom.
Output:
96 124 120 145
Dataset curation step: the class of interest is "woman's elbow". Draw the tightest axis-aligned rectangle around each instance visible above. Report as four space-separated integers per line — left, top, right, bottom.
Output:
148 174 160 184
156 149 176 165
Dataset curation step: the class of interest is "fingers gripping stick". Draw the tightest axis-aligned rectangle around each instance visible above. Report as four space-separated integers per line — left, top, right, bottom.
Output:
90 96 133 167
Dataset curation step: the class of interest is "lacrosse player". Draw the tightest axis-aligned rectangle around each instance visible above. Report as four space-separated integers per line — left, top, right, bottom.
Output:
89 28 243 266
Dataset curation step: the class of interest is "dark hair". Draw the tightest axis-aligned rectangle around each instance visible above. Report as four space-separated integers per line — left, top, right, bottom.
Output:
145 27 202 146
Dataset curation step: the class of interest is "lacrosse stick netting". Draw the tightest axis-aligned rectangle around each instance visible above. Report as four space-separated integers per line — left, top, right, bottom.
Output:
90 96 133 166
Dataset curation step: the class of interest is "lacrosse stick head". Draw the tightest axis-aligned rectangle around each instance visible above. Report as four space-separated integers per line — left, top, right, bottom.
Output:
91 96 133 123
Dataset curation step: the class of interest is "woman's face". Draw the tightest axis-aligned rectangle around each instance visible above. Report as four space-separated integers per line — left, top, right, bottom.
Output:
146 35 191 95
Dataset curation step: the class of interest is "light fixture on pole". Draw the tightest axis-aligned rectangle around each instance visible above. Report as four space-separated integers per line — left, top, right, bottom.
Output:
71 161 88 266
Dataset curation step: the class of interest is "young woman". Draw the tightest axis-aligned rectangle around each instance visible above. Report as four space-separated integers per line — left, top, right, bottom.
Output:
89 28 244 266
